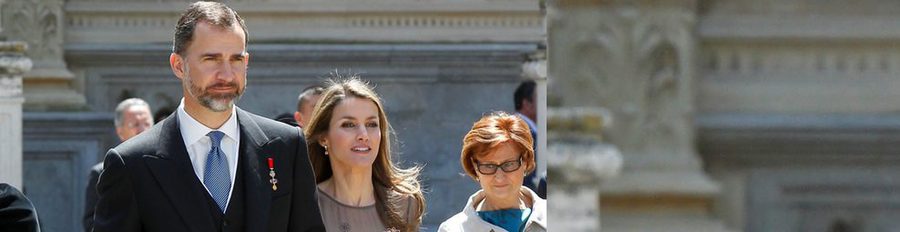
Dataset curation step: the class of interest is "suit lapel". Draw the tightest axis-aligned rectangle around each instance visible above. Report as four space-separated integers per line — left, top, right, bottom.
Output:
236 109 277 231
144 113 217 232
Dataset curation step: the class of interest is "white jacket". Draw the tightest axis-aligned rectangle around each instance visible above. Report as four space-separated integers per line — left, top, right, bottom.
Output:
438 187 547 232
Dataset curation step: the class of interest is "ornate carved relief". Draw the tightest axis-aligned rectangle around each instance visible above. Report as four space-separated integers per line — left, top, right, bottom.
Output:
2 0 64 68
556 9 696 154
2 0 84 110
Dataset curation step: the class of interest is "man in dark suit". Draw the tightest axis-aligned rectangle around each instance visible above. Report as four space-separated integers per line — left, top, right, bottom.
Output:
92 2 324 231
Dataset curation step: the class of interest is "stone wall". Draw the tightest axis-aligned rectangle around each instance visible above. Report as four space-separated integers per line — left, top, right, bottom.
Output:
697 0 900 231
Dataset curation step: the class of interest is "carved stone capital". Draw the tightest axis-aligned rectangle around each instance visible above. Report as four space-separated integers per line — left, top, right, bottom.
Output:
0 41 30 99
2 0 67 68
3 0 83 110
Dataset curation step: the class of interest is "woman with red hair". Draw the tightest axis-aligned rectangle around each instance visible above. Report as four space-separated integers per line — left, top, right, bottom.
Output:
439 112 547 232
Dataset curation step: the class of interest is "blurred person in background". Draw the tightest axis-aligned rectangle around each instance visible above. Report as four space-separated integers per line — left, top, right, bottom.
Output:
294 84 325 129
513 81 545 199
83 98 153 232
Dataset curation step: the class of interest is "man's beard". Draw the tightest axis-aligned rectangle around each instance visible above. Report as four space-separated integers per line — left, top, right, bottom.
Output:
183 65 246 112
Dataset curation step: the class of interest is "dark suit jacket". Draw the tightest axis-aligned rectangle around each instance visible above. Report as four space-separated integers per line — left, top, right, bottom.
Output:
0 183 41 232
93 108 324 232
84 163 103 232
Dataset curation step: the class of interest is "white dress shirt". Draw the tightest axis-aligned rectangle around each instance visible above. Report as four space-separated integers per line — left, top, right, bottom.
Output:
177 98 241 210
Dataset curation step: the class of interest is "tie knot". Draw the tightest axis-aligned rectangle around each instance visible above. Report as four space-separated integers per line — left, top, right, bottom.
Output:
208 131 225 148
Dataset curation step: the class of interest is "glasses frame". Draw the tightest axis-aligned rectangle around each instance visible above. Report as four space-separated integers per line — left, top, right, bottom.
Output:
473 157 523 175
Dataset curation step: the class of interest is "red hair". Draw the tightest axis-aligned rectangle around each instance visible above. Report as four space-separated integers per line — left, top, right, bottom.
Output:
460 111 535 179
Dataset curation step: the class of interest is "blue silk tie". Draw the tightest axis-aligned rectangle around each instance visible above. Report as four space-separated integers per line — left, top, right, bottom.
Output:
204 131 230 212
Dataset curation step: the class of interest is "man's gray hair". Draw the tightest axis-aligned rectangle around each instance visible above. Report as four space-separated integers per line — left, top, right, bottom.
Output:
297 85 325 113
114 98 150 127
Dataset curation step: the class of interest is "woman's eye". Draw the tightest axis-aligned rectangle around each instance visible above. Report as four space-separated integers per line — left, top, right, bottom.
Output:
366 122 379 128
341 122 355 128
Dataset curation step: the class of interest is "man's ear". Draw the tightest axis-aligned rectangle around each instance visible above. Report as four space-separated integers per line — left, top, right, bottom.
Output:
170 53 185 80
294 111 304 127
115 126 127 142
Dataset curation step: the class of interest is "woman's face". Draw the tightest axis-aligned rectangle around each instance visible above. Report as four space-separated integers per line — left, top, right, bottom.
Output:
321 96 382 170
474 142 525 203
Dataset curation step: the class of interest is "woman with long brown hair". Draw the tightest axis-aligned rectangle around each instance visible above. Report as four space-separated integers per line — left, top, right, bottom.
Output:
304 75 425 232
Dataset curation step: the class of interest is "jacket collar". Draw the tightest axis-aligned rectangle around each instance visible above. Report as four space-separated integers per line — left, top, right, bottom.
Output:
462 187 548 231
145 108 275 231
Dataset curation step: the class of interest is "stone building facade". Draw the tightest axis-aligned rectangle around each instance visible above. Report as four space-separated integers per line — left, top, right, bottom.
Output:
548 0 900 231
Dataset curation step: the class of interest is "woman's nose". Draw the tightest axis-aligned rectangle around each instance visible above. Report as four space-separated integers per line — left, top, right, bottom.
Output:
493 169 507 181
356 127 369 141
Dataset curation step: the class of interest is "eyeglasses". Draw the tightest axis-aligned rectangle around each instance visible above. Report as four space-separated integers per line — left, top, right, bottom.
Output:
474 158 522 175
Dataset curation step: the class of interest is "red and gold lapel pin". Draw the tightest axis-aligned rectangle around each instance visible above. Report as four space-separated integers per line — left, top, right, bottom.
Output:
267 157 278 191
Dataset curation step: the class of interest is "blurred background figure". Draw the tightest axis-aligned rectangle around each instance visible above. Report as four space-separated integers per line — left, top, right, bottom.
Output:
513 81 545 199
273 84 324 128
82 98 153 232
0 183 40 232
294 85 325 129
439 112 546 232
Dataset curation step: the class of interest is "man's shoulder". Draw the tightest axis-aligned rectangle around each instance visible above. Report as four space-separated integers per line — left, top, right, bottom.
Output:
91 162 104 174
110 123 168 159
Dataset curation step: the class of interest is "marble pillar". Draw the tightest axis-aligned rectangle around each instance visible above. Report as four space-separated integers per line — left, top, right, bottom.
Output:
0 41 31 189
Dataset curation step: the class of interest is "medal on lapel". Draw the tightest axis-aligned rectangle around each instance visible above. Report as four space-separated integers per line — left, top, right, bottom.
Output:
267 157 278 191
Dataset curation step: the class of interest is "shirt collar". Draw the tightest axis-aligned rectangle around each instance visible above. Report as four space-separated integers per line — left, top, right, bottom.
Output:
177 98 239 145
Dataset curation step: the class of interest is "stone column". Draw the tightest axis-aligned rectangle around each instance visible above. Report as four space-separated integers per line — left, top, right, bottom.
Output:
2 0 85 111
0 41 31 189
547 107 621 231
547 0 731 231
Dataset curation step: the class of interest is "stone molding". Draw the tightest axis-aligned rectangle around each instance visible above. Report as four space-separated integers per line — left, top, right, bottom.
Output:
64 1 543 44
66 43 537 113
698 113 900 165
701 14 900 40
704 43 900 78
699 42 900 113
